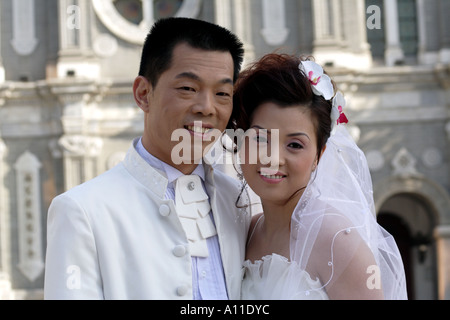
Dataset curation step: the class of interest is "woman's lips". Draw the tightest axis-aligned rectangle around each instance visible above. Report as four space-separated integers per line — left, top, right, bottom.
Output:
258 169 287 184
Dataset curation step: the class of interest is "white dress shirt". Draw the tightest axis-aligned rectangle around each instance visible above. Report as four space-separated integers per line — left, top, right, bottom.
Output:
136 138 228 300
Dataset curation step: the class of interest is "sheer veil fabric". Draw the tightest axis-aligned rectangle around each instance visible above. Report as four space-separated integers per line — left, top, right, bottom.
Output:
287 125 408 299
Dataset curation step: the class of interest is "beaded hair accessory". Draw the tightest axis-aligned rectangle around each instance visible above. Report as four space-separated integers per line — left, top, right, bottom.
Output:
299 61 348 134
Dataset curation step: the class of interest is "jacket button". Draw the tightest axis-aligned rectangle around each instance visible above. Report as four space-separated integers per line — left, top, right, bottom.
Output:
159 204 171 217
176 285 189 297
172 245 187 257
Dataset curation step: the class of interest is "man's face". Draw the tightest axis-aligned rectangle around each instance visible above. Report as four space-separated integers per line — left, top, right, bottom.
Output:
135 43 235 173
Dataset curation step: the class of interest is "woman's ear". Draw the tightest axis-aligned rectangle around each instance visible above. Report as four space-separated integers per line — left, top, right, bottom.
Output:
316 145 327 165
133 76 152 112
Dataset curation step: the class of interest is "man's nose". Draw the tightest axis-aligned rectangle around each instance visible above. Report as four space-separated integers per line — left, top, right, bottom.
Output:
192 91 215 116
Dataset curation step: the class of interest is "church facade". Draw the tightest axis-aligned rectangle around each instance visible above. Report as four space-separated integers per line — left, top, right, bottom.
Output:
0 0 449 299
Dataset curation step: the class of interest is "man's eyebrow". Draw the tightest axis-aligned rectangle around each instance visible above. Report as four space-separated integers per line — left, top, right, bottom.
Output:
175 72 233 85
175 72 201 81
220 78 234 85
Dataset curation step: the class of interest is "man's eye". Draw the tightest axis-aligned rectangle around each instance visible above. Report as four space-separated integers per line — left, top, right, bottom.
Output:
217 92 231 97
179 87 195 92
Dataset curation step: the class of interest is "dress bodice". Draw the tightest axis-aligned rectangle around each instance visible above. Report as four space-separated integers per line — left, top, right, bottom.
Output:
241 253 329 300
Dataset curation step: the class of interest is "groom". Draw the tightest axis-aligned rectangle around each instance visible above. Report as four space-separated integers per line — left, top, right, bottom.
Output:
44 18 251 299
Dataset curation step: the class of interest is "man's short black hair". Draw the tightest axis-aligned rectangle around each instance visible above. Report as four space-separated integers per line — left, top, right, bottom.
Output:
138 17 245 88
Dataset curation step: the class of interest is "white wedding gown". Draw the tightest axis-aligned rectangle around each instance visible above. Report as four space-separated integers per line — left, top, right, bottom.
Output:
241 253 329 300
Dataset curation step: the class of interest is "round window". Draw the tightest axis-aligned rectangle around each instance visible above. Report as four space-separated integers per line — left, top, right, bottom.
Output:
93 0 201 44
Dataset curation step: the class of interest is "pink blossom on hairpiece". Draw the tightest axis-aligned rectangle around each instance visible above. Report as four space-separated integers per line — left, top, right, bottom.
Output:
299 61 334 100
331 91 348 134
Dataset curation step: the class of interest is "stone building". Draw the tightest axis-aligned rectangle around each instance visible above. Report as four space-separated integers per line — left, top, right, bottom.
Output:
0 0 449 300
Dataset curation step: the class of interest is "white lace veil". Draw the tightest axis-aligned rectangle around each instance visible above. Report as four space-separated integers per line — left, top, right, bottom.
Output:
288 124 408 299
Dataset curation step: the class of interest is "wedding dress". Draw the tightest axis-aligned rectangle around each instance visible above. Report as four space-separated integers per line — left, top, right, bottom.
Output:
242 253 329 300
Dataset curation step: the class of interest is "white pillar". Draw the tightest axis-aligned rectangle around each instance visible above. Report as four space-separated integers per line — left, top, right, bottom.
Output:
340 0 373 69
57 0 100 79
0 139 7 278
384 0 404 66
434 225 450 300
230 0 255 66
214 0 232 29
417 0 434 65
311 0 340 66
0 2 5 83
312 0 338 47
313 0 371 70
142 0 155 29
438 0 450 63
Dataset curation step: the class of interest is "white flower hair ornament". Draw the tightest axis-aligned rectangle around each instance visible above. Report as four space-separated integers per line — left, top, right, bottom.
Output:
299 60 348 134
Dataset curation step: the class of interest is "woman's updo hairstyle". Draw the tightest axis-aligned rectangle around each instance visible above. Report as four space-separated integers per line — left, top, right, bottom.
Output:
231 54 336 159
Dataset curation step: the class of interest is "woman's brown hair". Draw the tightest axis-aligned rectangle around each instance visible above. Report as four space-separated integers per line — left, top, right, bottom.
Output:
230 53 336 159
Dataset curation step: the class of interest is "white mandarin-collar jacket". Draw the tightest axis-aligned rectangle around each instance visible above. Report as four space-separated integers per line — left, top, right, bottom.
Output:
44 140 251 300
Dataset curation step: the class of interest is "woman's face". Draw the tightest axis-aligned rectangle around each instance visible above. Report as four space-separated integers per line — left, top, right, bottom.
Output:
240 102 319 205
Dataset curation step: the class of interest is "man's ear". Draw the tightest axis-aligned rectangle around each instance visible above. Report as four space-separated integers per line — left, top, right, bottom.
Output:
133 76 152 112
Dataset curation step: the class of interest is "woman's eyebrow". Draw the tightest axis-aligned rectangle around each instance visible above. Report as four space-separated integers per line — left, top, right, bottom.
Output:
251 125 310 141
287 132 311 141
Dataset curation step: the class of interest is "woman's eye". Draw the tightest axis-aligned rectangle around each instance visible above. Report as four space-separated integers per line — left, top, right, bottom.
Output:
288 142 303 149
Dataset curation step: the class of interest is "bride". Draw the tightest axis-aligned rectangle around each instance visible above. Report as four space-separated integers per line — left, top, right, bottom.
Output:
231 53 408 300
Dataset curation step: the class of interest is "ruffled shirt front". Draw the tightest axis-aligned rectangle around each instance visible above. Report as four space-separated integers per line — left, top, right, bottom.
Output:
241 254 329 300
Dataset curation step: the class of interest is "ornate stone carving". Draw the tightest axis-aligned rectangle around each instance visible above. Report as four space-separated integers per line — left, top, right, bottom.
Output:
391 148 421 178
422 148 443 168
93 33 119 58
11 0 39 56
58 135 103 157
446 121 450 141
14 152 44 282
366 150 385 172
261 0 289 46
58 135 104 190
